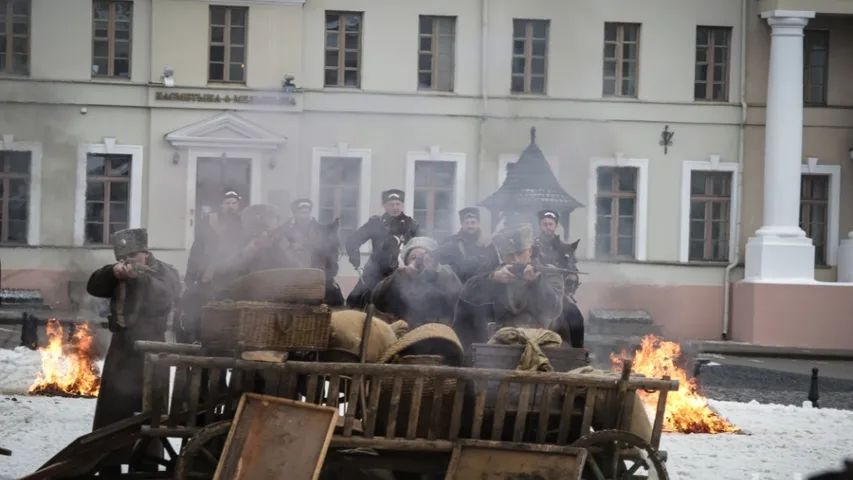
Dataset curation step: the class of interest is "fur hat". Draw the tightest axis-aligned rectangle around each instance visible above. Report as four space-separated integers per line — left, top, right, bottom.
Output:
241 204 281 234
401 236 438 263
458 207 480 221
493 224 534 256
111 228 148 260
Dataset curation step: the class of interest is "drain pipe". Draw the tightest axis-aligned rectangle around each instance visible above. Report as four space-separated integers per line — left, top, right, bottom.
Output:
722 0 749 340
477 0 490 204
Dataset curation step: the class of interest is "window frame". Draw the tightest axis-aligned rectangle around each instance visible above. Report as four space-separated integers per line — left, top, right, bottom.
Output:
0 150 30 244
83 154 132 245
679 160 740 264
324 11 363 89
510 18 549 95
317 156 362 243
602 22 641 98
587 157 648 261
92 0 133 79
311 145 372 254
405 150 466 237
798 162 840 266
687 172 733 262
410 161 456 240
803 29 829 106
417 15 456 92
593 166 638 259
74 140 143 247
0 136 41 246
0 0 31 75
694 26 732 102
208 5 248 84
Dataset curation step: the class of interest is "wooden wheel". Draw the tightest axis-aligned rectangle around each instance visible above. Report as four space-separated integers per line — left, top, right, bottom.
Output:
571 430 669 480
173 421 232 480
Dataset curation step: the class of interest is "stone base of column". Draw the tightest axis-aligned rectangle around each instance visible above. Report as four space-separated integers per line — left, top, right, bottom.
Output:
744 235 815 282
837 232 853 282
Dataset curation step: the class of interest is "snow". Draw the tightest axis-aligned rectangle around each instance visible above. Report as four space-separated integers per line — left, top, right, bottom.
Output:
2 348 853 479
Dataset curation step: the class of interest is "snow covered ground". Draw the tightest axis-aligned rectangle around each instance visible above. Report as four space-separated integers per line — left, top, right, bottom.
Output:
2 347 852 479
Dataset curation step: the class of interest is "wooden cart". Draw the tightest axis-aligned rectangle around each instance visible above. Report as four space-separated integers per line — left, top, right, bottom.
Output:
27 337 678 480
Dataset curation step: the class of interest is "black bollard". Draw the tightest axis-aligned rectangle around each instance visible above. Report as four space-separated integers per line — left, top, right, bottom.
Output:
808 367 820 408
20 312 38 350
693 359 709 379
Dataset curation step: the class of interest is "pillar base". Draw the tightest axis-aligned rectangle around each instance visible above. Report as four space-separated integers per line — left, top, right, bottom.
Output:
744 234 815 282
837 233 853 282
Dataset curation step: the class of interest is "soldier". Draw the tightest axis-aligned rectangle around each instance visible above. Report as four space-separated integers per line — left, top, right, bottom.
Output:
86 228 182 475
435 207 500 285
282 198 345 306
452 224 565 350
344 189 420 309
371 236 463 329
534 209 584 348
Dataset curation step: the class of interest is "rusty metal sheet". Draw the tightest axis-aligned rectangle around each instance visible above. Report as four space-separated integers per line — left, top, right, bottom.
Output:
214 393 337 480
444 440 587 480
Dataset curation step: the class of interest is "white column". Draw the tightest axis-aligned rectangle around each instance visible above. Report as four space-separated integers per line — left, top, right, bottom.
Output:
744 10 816 282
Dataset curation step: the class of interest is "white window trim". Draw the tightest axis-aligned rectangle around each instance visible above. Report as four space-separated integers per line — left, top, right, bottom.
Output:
405 147 467 234
801 158 841 266
678 158 740 263
498 154 559 186
0 135 42 246
586 157 649 261
311 143 372 253
74 139 144 247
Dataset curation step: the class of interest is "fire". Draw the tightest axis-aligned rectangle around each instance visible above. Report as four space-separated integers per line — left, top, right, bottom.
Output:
29 319 101 398
611 335 738 434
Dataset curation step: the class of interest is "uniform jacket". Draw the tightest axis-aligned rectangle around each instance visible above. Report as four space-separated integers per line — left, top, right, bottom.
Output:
345 213 420 268
435 230 500 284
371 264 462 330
185 212 243 285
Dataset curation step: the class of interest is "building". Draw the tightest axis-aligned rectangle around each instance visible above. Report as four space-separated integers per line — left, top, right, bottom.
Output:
0 0 850 348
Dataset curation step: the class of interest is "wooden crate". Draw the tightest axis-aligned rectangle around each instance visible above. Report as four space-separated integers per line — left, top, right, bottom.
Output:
471 344 589 372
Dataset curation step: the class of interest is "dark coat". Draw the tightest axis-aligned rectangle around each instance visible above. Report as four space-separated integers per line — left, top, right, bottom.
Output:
282 217 344 306
435 230 500 284
452 264 565 350
344 213 420 269
185 212 242 285
86 254 181 464
371 265 462 329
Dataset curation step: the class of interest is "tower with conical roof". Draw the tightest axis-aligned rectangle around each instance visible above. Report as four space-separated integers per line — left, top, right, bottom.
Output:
479 126 583 234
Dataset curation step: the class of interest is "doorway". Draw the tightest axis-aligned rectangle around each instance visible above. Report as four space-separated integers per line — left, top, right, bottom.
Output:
195 156 251 228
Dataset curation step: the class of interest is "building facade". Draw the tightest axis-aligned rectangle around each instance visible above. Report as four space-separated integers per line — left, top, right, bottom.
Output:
0 0 850 348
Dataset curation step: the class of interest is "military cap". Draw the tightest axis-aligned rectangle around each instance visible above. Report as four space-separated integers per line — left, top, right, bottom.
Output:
224 191 240 200
382 189 405 203
458 207 480 221
290 198 313 212
492 224 535 257
111 228 148 260
241 204 281 234
538 210 560 223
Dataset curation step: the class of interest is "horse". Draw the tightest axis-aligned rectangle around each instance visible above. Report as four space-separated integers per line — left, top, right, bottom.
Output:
545 239 585 348
345 233 405 310
284 218 346 307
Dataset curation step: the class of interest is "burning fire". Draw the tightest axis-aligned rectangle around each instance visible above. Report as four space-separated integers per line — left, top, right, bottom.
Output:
611 335 738 434
29 319 101 398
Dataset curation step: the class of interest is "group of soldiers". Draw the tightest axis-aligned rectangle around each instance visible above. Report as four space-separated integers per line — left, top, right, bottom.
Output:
81 187 585 474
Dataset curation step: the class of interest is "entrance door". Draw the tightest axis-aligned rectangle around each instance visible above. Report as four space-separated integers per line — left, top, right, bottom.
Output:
195 157 251 229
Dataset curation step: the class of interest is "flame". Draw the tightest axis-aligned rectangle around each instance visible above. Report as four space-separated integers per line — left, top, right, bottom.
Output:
611 335 738 434
29 319 101 398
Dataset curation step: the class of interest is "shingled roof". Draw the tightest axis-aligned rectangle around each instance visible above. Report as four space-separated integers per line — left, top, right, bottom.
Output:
480 127 584 213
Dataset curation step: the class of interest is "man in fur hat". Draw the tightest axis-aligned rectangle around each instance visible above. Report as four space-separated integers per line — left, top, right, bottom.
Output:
435 207 500 284
452 224 565 350
345 189 420 309
86 228 181 474
282 198 345 306
371 236 462 329
213 204 309 289
535 209 585 347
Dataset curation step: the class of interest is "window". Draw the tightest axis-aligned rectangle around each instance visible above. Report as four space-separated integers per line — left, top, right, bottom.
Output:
511 19 548 94
800 174 829 265
413 161 456 241
418 16 455 92
694 26 731 101
603 23 640 97
92 1 132 78
803 30 828 106
319 157 361 242
594 166 637 258
688 171 731 261
0 0 29 75
0 150 30 244
84 153 131 244
324 11 362 88
209 6 247 83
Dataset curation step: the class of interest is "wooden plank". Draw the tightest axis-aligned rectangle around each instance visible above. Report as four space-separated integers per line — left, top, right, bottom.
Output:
406 377 425 440
580 387 596 437
536 384 555 443
214 394 337 480
513 383 533 442
490 382 509 441
471 380 487 439
363 376 382 438
448 380 466 441
444 440 587 480
385 377 403 439
428 377 445 441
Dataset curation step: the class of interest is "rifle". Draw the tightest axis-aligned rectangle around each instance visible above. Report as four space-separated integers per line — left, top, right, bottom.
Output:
122 258 155 275
506 263 576 279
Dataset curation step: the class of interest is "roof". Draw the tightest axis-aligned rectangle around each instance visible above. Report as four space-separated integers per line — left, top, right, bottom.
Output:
480 127 584 213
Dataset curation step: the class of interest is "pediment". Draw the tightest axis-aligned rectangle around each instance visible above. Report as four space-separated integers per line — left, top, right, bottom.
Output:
165 112 287 150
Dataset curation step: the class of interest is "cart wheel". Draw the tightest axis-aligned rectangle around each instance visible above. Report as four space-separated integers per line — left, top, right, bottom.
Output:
571 430 669 480
173 421 232 480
